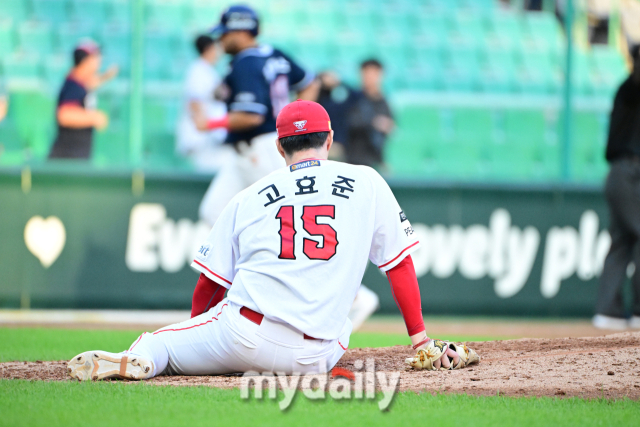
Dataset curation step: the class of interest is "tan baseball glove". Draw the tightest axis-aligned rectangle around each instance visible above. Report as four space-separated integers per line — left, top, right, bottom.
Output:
405 339 480 371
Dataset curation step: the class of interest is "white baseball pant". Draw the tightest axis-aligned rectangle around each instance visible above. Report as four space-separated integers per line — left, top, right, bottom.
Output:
125 299 352 377
199 132 285 226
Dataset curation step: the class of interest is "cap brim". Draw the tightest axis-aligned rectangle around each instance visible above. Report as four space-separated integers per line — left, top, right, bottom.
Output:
209 24 227 40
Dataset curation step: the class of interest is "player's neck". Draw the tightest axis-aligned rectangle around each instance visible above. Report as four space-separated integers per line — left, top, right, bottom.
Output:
69 68 91 86
286 150 327 166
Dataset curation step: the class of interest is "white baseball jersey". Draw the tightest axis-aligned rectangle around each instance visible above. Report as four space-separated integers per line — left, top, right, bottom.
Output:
192 159 420 339
176 58 227 156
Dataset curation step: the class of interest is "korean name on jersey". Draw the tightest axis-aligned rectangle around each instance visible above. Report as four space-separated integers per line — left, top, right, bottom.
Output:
192 160 420 340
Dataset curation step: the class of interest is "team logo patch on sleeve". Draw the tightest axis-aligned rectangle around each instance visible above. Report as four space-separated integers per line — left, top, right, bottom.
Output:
196 244 211 260
399 211 408 222
290 160 320 172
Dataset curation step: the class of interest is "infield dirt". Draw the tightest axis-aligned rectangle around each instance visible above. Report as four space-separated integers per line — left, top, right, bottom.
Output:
2 332 639 399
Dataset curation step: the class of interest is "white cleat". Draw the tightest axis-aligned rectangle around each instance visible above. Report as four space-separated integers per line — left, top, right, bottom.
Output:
628 316 640 330
67 351 154 381
592 314 628 331
348 285 380 332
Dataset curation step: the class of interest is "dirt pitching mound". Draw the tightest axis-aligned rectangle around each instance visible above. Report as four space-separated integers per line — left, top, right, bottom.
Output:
2 332 640 399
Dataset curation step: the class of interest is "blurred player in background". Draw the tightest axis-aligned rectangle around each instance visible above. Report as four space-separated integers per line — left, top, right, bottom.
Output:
0 97 6 123
345 59 394 170
593 45 640 330
316 71 357 160
0 78 7 123
176 35 232 172
195 5 378 331
49 40 118 160
196 4 318 225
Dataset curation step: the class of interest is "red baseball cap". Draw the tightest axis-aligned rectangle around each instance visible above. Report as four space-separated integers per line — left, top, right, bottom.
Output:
276 100 332 139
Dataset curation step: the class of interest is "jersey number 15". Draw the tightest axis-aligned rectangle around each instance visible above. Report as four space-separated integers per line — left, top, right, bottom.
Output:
276 205 337 261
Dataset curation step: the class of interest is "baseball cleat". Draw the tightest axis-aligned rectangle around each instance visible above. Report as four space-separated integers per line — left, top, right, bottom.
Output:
67 351 154 381
628 316 640 330
592 314 628 330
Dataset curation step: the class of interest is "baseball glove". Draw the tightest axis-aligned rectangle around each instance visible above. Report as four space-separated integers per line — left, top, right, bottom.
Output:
405 339 480 371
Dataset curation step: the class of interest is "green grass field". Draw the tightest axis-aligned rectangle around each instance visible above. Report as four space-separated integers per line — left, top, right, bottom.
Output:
1 327 639 427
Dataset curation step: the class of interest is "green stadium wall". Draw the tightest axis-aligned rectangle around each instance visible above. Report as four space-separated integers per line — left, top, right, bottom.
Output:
0 168 615 317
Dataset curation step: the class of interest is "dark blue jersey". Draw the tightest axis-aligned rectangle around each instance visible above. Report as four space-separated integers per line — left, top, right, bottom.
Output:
223 45 314 144
49 76 94 159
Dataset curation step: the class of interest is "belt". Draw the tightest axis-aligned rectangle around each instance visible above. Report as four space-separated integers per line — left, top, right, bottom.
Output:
239 306 320 340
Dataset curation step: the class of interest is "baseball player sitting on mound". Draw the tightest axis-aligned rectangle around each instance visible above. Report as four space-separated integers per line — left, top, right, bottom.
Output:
68 101 478 381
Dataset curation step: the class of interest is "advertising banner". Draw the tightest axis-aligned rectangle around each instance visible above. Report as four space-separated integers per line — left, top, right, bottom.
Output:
0 171 609 316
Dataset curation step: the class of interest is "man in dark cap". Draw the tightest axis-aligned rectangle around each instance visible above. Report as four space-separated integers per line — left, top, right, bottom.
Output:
49 39 118 159
594 45 640 330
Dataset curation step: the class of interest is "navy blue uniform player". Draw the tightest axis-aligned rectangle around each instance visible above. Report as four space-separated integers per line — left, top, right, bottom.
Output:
196 4 318 226
195 5 380 333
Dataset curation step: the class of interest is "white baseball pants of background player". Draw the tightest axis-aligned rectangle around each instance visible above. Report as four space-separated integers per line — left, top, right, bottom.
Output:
199 131 284 226
125 299 352 376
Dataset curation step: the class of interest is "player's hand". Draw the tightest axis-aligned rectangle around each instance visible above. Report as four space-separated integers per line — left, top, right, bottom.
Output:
372 115 394 134
93 110 109 131
193 112 209 131
103 65 119 81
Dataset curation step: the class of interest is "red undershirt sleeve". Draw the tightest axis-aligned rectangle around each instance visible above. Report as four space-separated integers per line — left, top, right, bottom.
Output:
385 255 425 336
191 273 226 318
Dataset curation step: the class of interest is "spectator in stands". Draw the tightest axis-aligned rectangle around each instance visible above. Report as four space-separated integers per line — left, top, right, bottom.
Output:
49 40 118 160
0 78 7 123
0 93 6 123
345 59 394 169
316 71 356 160
175 35 231 172
593 45 640 330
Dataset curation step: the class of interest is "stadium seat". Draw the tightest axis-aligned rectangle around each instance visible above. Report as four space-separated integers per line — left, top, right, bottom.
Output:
570 50 594 95
482 50 518 93
590 46 629 96
93 126 130 167
187 3 217 29
7 91 56 160
0 20 16 57
488 109 546 179
442 50 481 92
568 111 608 180
296 39 335 73
56 22 94 54
0 0 30 23
99 92 130 129
0 119 24 153
98 25 131 76
433 139 484 179
145 0 188 32
487 12 527 51
18 21 54 56
143 31 177 73
43 53 71 90
32 0 71 25
453 107 494 145
107 0 131 25
503 109 547 146
2 53 43 84
397 106 442 144
534 140 561 180
520 50 562 94
70 0 109 29
524 11 563 54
